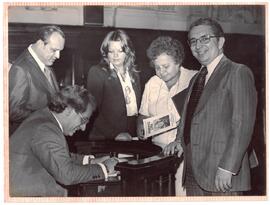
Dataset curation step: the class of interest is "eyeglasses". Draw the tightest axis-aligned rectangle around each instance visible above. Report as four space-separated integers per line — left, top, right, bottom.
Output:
78 112 89 126
188 35 219 47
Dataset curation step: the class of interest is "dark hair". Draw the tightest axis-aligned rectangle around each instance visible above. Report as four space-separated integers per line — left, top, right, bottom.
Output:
100 29 138 80
147 36 185 67
188 18 224 38
38 25 65 43
48 85 96 114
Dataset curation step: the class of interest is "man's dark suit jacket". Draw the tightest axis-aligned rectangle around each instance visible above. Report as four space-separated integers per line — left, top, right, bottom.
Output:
87 63 141 140
9 49 59 134
177 56 257 192
9 108 105 197
172 88 189 116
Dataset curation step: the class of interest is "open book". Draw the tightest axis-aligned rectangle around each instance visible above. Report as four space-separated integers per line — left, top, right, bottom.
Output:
143 113 178 138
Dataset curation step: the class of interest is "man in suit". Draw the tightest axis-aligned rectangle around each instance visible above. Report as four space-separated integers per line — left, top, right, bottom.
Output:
9 85 118 197
164 18 257 196
9 25 65 135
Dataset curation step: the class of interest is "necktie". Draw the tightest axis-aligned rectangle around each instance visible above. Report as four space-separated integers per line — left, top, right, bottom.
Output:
183 66 208 145
44 67 53 87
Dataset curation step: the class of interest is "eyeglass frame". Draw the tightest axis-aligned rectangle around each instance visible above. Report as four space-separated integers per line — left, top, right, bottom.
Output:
77 112 89 126
187 34 220 47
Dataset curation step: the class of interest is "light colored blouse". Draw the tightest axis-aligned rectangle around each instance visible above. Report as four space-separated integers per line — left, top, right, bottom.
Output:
139 66 197 147
110 63 138 116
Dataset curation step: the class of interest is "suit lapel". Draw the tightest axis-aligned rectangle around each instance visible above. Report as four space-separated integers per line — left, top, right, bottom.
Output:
26 50 58 95
50 70 59 92
111 69 127 109
46 67 59 93
131 72 141 107
37 108 63 134
179 75 196 140
194 56 230 115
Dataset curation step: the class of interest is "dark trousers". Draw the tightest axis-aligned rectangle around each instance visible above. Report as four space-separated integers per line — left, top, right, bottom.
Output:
127 115 137 137
184 144 242 196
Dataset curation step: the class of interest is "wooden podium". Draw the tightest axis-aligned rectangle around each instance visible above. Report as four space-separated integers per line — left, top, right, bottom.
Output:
68 140 181 196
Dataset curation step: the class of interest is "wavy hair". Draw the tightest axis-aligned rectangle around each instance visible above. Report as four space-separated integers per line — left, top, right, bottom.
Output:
188 17 224 39
100 29 138 81
147 36 185 68
48 85 96 114
37 25 65 44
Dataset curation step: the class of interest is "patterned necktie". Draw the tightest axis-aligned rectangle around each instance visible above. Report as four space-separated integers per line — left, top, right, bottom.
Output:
184 66 208 145
44 67 53 87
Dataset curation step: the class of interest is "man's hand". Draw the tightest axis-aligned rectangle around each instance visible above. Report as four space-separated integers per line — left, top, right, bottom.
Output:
163 141 183 157
215 169 232 192
115 132 132 141
102 157 118 174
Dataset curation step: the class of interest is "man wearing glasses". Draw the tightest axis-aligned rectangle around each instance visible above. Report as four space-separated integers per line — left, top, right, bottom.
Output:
9 85 118 197
164 18 257 196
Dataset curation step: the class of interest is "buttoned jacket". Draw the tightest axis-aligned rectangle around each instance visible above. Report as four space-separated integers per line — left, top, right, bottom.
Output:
177 56 257 191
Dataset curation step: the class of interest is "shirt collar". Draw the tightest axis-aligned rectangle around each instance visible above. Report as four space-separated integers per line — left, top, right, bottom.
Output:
50 111 64 132
205 53 224 75
109 62 128 73
109 62 114 70
28 44 46 72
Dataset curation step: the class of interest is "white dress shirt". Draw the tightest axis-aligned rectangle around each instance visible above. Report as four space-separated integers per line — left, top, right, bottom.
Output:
28 44 46 73
205 53 224 85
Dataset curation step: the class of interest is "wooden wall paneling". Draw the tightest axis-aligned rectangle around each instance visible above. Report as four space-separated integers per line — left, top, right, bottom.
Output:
83 6 104 26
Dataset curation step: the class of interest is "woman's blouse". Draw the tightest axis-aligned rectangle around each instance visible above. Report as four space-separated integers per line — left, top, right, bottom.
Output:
111 63 138 116
139 66 197 148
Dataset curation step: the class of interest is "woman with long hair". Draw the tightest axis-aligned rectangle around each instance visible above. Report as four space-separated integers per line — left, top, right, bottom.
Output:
87 29 141 141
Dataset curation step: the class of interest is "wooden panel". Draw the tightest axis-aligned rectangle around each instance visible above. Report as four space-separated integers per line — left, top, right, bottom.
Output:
9 6 84 26
84 6 103 26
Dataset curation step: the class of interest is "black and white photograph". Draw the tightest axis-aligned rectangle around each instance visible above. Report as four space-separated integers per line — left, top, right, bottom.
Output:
2 1 267 203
